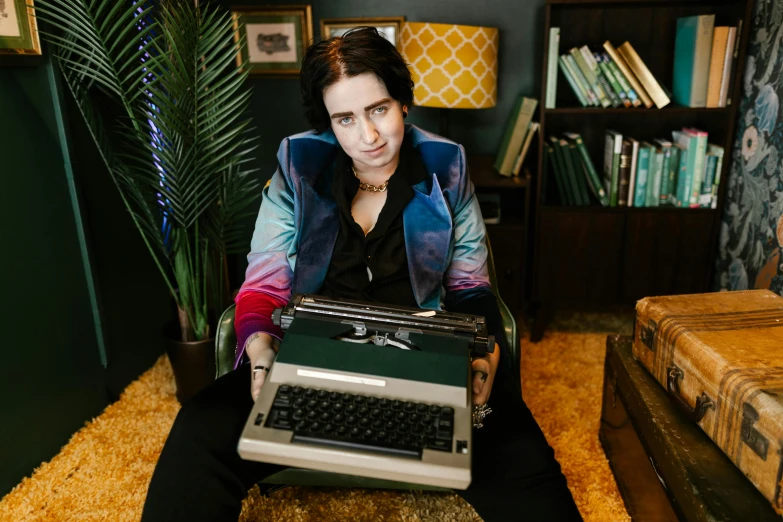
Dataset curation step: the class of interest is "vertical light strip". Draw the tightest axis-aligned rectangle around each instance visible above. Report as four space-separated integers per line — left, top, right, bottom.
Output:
46 57 108 368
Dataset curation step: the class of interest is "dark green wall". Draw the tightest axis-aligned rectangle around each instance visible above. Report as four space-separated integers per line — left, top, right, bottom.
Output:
0 59 109 497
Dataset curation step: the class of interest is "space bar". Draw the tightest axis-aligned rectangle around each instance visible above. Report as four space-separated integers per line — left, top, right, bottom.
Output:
292 434 422 459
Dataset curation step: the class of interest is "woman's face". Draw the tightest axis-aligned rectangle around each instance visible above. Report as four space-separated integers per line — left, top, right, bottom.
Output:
322 72 406 174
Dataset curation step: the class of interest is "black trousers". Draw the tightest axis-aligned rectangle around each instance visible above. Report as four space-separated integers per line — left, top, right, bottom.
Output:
141 361 582 521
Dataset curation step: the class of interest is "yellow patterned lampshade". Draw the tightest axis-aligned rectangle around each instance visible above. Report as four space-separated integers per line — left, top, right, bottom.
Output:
400 22 498 109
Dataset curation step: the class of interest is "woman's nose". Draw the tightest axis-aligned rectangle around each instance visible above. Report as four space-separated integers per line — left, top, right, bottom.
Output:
360 120 378 144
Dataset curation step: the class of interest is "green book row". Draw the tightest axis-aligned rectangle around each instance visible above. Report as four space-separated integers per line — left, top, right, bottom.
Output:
544 129 724 209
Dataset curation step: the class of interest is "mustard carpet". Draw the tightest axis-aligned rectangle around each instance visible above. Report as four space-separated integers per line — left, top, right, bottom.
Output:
0 310 634 521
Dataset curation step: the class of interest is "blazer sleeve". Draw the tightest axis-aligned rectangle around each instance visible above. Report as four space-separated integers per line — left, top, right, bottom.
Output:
442 145 507 358
234 138 297 368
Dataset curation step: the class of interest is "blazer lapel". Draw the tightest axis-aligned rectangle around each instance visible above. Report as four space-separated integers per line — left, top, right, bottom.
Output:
404 173 453 310
291 166 340 295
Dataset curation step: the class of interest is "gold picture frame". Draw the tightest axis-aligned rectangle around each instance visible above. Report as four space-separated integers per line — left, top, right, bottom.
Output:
0 0 42 58
231 5 313 76
320 17 405 49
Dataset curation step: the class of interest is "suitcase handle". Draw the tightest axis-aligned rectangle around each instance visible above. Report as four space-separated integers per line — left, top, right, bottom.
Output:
666 366 715 423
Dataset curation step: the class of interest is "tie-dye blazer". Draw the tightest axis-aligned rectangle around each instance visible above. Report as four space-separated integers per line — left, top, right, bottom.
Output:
233 124 496 369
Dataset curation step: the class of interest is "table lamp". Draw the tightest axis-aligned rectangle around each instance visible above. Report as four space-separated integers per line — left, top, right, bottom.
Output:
400 22 498 137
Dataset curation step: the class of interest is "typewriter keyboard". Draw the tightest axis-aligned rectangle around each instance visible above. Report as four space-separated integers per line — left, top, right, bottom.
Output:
260 385 457 459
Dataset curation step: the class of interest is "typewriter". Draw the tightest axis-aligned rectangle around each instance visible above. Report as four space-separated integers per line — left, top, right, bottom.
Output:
237 294 494 489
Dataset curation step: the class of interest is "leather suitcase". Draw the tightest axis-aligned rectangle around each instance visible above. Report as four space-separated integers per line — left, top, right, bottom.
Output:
601 335 781 522
632 290 783 515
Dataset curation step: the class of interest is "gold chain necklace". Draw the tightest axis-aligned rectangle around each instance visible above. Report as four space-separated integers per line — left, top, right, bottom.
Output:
352 166 389 193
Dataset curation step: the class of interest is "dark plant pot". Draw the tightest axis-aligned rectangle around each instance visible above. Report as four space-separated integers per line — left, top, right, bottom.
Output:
163 322 216 404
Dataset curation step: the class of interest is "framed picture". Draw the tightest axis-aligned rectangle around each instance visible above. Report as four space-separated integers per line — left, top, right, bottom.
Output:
320 17 404 49
0 0 41 57
231 5 313 76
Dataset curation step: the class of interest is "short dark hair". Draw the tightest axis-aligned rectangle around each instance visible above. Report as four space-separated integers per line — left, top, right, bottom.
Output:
300 26 414 133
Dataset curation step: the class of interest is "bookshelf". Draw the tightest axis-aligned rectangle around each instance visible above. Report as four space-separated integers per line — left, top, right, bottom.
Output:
529 0 754 341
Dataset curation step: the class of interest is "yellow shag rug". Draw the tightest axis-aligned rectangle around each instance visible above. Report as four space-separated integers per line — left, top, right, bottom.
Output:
0 311 634 521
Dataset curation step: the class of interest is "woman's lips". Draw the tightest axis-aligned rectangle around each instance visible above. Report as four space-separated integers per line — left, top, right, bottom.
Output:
364 143 386 156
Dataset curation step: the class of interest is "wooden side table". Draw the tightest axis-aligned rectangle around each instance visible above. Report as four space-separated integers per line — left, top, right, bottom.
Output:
600 335 780 522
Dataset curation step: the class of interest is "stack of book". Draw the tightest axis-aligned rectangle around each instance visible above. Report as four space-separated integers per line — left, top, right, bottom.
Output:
545 15 740 110
546 32 670 109
494 96 540 177
544 129 724 209
673 15 740 108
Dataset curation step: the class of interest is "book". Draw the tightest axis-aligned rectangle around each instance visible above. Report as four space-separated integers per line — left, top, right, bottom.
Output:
706 27 731 108
617 41 671 109
653 139 673 205
683 128 709 207
672 130 692 207
603 41 653 108
512 122 539 176
672 15 716 107
595 52 631 107
718 27 737 107
726 20 743 106
633 142 653 207
645 147 662 207
581 45 621 107
626 138 640 207
549 136 575 205
571 47 611 107
663 145 680 206
545 143 568 205
617 139 634 206
708 144 725 208
604 130 623 206
699 153 719 208
545 27 560 109
558 56 589 107
559 138 588 205
563 132 610 207
602 51 642 107
495 96 538 176
565 53 598 106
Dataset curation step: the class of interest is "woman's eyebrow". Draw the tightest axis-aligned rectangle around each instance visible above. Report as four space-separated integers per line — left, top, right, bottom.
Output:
330 98 392 119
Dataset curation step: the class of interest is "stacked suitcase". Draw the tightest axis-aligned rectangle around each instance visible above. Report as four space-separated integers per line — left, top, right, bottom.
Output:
600 289 783 521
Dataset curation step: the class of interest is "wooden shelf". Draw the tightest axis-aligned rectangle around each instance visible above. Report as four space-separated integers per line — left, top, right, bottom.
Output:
547 0 712 4
486 217 526 229
468 155 530 188
544 106 730 116
541 205 717 214
529 0 753 342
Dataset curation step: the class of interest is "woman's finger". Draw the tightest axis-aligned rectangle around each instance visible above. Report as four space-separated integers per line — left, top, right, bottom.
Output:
251 371 266 401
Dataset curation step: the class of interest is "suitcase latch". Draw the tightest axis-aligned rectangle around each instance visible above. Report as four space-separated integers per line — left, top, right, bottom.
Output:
666 366 715 423
639 319 657 351
741 403 769 461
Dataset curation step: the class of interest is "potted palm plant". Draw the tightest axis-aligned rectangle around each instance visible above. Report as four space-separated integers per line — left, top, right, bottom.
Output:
35 0 260 402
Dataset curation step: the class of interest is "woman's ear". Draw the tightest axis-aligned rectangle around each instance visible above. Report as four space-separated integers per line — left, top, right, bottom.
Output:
402 105 408 118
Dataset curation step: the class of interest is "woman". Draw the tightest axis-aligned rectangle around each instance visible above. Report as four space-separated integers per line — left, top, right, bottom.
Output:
142 27 582 522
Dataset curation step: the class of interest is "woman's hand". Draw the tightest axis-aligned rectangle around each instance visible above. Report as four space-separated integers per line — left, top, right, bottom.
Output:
245 333 279 401
471 342 500 405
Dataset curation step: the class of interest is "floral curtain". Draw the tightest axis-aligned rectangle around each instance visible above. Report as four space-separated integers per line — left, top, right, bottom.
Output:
715 0 783 295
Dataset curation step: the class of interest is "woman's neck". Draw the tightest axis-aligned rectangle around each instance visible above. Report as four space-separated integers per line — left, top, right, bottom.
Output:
352 151 401 181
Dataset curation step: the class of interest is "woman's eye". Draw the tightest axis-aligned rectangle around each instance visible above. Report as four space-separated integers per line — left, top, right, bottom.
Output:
340 117 352 125
374 106 387 114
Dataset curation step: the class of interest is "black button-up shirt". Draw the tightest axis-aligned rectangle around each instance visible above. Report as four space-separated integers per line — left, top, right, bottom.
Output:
320 137 427 307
